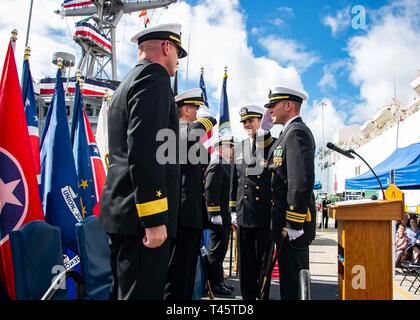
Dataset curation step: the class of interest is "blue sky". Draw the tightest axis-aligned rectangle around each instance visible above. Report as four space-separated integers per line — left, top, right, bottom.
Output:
1 0 419 146
182 0 395 124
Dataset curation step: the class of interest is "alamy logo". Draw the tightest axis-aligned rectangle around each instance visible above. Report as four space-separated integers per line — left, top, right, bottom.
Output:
351 5 367 30
351 265 366 289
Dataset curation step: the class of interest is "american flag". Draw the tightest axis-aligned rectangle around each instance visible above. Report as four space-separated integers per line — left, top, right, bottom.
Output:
199 69 215 154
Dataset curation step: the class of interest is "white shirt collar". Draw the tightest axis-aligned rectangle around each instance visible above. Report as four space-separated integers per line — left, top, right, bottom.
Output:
282 116 300 132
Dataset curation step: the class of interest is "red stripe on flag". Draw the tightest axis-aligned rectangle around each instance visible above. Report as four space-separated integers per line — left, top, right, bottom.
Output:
83 111 106 216
0 41 44 299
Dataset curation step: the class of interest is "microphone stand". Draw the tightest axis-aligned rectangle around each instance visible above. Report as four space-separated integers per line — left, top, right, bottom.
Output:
347 149 386 200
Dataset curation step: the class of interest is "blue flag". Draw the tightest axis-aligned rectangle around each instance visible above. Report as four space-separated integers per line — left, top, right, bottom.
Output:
218 71 231 138
40 68 82 254
21 59 41 184
199 71 209 108
71 81 95 218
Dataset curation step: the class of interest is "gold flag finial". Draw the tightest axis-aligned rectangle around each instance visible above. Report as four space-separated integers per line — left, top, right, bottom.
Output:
201 66 204 75
57 57 63 70
79 78 85 90
104 89 112 102
76 69 82 82
10 29 18 41
224 66 228 79
24 47 31 60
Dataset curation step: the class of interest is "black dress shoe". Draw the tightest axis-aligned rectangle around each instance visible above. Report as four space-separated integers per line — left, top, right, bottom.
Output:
212 284 232 296
221 282 234 291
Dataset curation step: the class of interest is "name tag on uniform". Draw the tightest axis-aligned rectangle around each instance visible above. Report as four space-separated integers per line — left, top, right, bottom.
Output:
273 146 283 166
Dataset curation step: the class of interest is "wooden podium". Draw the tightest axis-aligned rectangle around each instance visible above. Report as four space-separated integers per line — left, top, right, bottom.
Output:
329 194 404 300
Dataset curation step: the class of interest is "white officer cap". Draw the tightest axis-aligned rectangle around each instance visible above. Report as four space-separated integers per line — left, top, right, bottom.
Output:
130 23 188 59
175 88 205 108
238 105 264 122
264 86 307 108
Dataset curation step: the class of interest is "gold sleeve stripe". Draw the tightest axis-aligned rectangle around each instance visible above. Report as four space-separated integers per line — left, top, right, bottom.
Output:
229 201 236 207
264 137 273 147
207 206 221 212
136 198 168 217
196 118 213 132
286 216 305 224
205 118 214 131
202 118 214 132
286 211 307 218
195 118 208 131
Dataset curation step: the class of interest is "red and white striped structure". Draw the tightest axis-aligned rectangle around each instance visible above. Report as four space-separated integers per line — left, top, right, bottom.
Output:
74 22 112 55
63 0 94 10
39 77 115 97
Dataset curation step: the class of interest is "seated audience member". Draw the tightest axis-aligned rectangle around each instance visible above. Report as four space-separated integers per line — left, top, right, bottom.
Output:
412 232 420 264
395 223 409 266
406 216 420 248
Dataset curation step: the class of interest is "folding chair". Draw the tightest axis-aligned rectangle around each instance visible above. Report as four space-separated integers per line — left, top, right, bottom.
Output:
76 216 112 300
10 220 83 300
399 261 420 293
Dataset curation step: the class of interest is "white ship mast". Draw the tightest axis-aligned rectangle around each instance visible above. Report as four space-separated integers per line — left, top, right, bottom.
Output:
55 0 177 81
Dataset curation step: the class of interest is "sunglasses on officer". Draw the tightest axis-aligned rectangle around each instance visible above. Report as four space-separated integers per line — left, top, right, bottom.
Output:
163 40 181 58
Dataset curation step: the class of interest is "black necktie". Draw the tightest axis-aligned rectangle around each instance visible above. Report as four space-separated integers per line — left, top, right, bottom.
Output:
252 139 256 156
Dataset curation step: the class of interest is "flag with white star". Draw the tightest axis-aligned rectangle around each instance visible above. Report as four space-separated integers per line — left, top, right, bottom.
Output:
0 40 44 299
21 59 40 184
71 81 106 217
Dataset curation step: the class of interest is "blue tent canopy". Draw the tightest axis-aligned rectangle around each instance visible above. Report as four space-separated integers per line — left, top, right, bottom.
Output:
345 142 420 190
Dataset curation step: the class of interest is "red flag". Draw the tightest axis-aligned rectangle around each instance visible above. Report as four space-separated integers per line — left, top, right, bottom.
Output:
0 41 44 299
200 130 215 154
144 16 151 27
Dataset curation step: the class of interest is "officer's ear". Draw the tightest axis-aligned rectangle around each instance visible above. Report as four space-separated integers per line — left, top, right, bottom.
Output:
161 41 170 56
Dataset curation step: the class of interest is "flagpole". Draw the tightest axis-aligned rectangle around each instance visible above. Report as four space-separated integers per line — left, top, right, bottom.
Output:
10 29 18 53
185 34 191 90
25 0 34 47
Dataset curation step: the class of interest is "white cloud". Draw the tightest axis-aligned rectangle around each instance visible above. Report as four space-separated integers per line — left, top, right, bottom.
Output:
271 18 285 27
115 0 306 138
259 36 319 73
318 59 349 91
301 99 346 150
250 27 260 35
322 6 351 36
277 6 294 16
0 0 79 79
0 0 305 140
347 0 420 123
318 72 336 91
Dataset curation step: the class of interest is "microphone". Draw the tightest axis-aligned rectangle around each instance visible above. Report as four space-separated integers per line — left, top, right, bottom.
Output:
326 142 385 200
326 142 354 159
